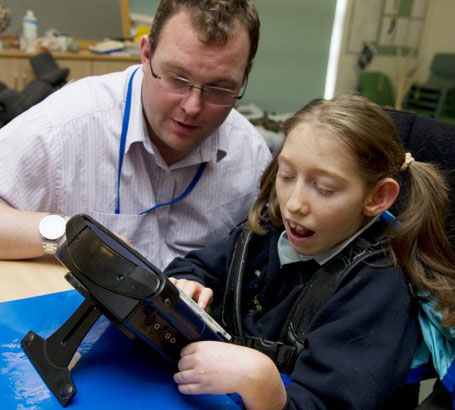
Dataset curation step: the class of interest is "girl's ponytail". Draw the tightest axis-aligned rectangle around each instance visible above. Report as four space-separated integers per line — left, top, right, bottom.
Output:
390 161 455 327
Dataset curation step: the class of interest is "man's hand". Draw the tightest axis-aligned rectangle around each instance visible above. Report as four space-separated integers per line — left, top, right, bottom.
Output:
174 341 287 410
169 278 213 309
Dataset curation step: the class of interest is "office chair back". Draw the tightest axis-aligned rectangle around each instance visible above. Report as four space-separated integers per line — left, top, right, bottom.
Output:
386 108 455 239
385 108 455 408
428 54 455 88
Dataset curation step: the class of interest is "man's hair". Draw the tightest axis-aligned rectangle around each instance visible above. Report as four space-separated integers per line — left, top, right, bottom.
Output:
148 0 260 75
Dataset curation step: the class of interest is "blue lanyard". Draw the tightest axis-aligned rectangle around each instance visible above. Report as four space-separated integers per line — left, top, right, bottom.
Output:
115 67 207 215
381 210 401 227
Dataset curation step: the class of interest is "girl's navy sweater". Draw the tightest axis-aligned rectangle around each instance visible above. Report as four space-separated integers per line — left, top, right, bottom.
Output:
165 224 420 410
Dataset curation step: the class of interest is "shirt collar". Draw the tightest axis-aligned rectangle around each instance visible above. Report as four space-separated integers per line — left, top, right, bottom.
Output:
123 65 147 153
278 215 380 267
168 127 224 171
122 65 227 170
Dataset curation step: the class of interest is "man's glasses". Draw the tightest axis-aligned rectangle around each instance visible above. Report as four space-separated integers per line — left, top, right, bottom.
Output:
149 59 248 107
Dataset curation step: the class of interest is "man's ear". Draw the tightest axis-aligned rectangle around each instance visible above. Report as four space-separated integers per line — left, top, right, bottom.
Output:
246 62 254 76
139 35 151 65
363 178 400 216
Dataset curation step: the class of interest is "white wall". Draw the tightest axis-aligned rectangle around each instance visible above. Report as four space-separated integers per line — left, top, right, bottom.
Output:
334 0 455 96
418 0 455 81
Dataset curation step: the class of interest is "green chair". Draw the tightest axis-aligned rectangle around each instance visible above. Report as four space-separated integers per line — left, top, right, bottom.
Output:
404 53 455 120
357 71 395 107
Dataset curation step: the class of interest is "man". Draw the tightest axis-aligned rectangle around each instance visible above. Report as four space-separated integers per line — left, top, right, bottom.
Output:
0 0 271 269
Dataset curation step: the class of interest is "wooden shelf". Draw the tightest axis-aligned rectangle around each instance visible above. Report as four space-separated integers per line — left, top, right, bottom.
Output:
0 48 140 62
0 47 141 89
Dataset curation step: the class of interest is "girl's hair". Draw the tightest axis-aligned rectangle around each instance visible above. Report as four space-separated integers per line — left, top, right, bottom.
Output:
248 94 455 327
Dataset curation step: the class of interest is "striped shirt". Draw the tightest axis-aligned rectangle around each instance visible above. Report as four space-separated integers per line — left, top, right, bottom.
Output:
0 65 271 269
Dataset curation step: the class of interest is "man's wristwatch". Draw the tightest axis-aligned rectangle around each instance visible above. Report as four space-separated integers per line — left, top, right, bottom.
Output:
39 214 67 255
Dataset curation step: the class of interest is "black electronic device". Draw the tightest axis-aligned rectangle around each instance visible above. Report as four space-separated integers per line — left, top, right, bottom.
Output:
21 213 231 407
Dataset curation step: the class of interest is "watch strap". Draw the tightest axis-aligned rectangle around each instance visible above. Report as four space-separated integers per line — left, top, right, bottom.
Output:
42 238 60 255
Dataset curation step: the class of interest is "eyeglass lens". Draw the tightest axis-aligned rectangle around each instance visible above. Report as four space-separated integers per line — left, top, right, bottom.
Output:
163 74 236 106
149 59 243 106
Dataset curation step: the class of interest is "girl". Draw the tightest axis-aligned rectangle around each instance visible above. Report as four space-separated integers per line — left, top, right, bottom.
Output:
165 95 455 410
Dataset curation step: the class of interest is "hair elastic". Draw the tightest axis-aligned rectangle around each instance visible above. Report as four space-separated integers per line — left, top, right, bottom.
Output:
401 152 415 171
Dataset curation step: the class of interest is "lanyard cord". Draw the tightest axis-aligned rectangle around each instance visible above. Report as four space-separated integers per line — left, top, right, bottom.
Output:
115 67 139 214
115 67 207 215
139 162 207 215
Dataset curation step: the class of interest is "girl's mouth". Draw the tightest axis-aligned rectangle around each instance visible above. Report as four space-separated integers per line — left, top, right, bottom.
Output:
288 220 314 239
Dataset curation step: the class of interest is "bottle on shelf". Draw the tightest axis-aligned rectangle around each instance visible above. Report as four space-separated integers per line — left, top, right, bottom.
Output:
20 10 38 53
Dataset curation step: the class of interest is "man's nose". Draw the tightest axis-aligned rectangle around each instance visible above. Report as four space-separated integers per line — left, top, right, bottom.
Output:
180 87 203 116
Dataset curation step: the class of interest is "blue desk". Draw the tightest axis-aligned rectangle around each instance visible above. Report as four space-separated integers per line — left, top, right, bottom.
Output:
0 290 240 409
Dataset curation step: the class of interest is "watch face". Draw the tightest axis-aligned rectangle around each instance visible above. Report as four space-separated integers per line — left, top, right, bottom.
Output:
40 215 66 240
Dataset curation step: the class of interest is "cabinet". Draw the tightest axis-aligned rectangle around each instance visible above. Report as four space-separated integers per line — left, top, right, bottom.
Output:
0 56 32 89
0 49 140 90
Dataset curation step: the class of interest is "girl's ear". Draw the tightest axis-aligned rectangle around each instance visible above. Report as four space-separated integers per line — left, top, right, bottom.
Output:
363 178 400 216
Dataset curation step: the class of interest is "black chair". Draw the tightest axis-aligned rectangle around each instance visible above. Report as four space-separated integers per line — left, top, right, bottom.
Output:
0 52 69 128
29 51 70 87
387 108 455 169
385 108 455 240
0 80 54 127
386 108 455 409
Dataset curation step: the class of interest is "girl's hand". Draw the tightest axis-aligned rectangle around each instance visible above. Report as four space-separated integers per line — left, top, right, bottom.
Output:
169 278 213 309
174 341 287 410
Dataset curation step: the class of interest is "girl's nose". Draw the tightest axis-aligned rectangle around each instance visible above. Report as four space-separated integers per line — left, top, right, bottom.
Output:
286 187 310 215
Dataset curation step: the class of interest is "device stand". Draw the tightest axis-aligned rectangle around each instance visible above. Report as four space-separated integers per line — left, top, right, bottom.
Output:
21 297 101 407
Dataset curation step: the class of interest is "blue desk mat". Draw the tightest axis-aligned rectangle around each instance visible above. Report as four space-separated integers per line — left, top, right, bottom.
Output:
0 290 240 409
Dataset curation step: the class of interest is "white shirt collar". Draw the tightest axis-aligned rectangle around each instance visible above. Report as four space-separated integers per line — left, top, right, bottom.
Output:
278 215 380 267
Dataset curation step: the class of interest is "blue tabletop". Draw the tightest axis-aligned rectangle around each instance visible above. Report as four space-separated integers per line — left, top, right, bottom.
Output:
0 290 240 409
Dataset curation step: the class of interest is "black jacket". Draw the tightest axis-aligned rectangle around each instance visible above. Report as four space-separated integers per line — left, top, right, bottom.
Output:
165 224 420 410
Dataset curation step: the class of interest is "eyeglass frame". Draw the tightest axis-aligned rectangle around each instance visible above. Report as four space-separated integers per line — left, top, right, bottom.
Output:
148 58 248 107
